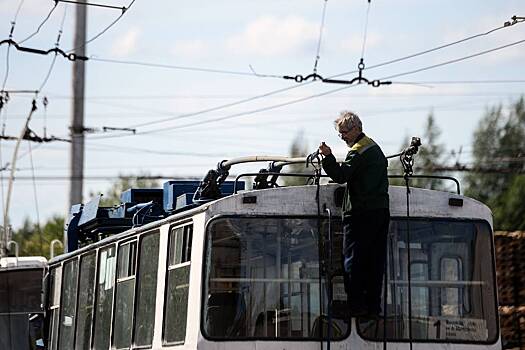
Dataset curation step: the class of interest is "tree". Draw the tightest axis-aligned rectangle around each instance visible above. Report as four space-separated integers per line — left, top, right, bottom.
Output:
90 173 161 206
465 97 525 230
12 216 64 259
282 130 311 186
11 174 162 258
389 112 447 190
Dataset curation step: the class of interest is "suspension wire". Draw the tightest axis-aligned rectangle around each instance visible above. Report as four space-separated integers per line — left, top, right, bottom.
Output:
360 0 372 61
38 5 68 94
27 141 43 255
42 97 49 138
89 57 282 78
380 39 525 81
56 0 126 11
115 82 316 129
81 38 524 141
1 45 12 92
1 0 25 93
67 0 137 53
95 37 525 139
89 83 359 139
13 0 26 23
76 19 523 134
313 0 329 76
332 16 524 79
18 1 59 44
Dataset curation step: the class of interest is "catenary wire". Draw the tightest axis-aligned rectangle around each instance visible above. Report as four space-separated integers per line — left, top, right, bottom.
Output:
27 141 43 255
380 39 525 81
67 0 137 53
312 0 329 75
89 57 283 79
331 17 525 79
18 1 59 44
89 38 525 139
86 21 524 131
360 0 372 61
37 6 68 93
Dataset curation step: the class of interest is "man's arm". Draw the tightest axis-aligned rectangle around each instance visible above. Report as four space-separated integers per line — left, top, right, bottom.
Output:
319 142 361 183
322 153 360 184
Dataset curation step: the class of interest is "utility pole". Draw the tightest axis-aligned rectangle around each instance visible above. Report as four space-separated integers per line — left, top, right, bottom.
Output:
69 1 87 249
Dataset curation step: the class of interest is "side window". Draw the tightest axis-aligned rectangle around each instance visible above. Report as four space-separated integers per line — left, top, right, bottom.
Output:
48 267 62 350
75 252 97 350
58 259 79 350
93 246 117 350
113 241 137 349
163 224 193 344
133 232 160 347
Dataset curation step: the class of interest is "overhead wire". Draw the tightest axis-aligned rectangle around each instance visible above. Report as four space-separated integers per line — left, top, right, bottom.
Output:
67 0 137 53
88 37 525 139
1 0 26 92
312 0 329 76
37 5 69 94
84 18 524 133
380 39 525 81
331 15 525 79
18 1 59 44
27 141 43 255
89 57 283 79
359 0 372 62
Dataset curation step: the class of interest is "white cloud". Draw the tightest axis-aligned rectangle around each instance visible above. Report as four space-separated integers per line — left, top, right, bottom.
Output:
171 39 208 58
227 15 319 56
110 28 140 56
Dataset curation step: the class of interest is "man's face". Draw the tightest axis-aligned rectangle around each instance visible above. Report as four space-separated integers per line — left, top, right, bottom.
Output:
338 125 360 146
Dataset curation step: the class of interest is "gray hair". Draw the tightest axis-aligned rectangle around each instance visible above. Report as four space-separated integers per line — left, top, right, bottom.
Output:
334 110 362 132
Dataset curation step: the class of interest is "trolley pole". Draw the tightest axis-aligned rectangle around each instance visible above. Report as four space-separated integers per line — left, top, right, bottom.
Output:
69 1 87 248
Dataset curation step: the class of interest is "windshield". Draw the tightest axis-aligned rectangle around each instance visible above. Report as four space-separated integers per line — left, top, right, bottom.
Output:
358 219 498 343
203 217 348 340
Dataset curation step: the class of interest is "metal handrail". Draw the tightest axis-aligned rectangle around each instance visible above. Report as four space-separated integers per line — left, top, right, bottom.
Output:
388 175 461 194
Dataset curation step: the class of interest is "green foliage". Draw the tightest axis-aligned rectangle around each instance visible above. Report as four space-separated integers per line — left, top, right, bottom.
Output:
11 174 161 259
389 113 447 190
282 131 311 186
465 97 525 230
12 215 65 259
90 173 161 207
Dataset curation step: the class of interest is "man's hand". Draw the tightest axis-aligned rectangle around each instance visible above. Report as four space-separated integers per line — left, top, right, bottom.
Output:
319 142 332 156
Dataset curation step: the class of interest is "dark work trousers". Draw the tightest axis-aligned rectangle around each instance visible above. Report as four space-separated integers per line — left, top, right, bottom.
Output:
343 208 390 314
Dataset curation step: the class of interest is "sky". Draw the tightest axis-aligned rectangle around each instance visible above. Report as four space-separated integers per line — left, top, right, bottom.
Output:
0 0 524 230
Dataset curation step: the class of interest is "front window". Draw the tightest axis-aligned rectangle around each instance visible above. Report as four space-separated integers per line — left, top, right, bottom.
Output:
358 219 498 343
203 217 348 340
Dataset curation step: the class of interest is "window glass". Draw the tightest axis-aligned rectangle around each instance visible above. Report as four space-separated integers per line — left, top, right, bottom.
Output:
358 219 498 343
164 225 192 344
441 257 462 316
0 269 43 313
410 262 429 318
75 253 96 350
93 246 116 350
58 259 79 350
133 232 160 347
0 268 44 350
48 267 62 350
113 241 137 349
203 217 347 340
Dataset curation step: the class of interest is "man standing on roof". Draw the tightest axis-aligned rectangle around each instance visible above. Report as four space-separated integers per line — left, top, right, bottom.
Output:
319 110 390 317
